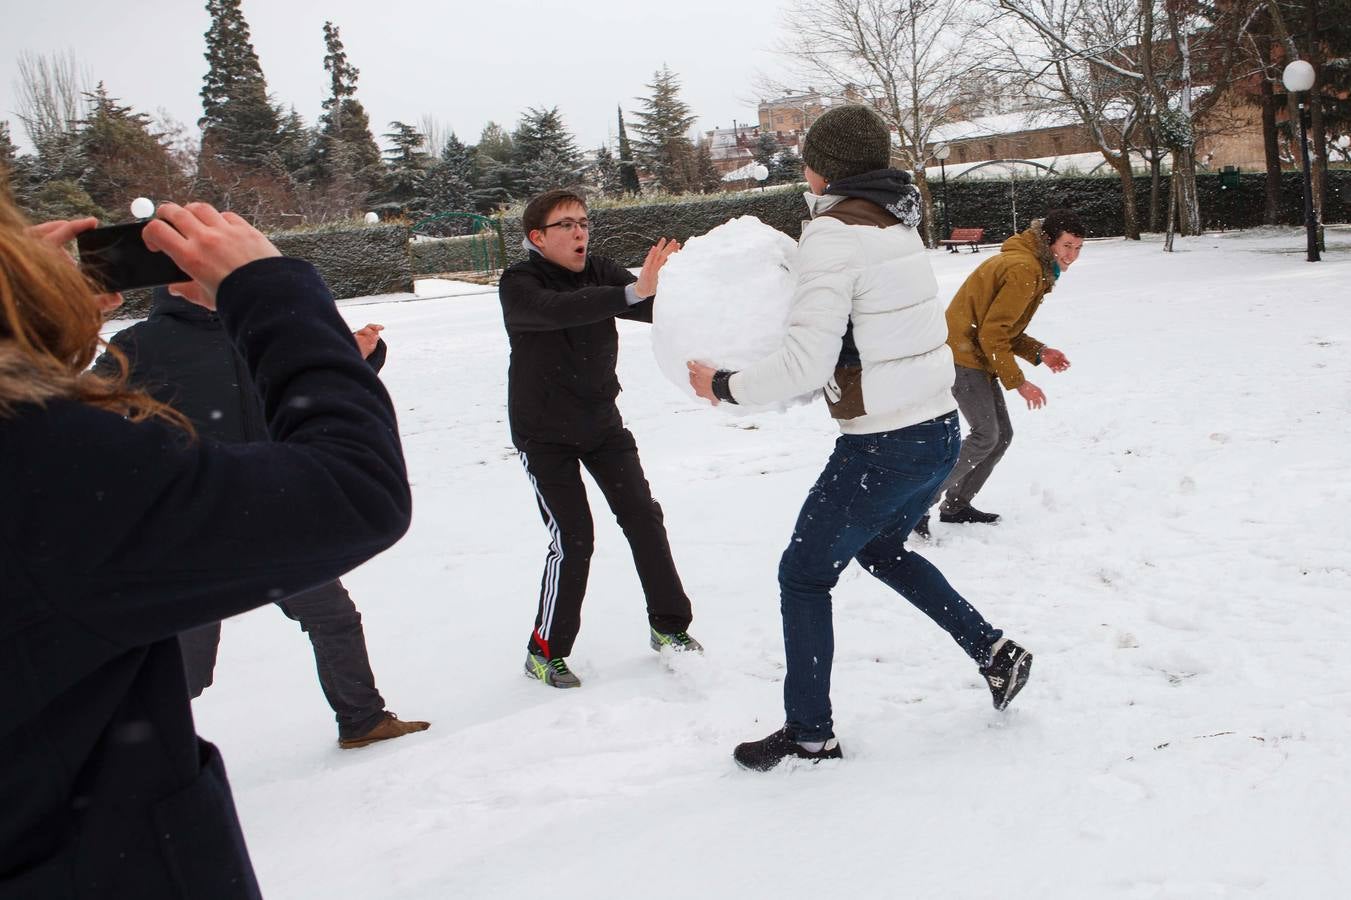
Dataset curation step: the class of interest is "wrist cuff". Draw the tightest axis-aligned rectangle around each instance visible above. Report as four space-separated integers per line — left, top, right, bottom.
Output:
711 370 739 404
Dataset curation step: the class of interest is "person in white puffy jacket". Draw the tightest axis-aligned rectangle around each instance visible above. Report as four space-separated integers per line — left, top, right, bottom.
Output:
688 104 1033 772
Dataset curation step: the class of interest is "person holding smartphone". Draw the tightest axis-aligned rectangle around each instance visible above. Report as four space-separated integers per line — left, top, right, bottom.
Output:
0 193 411 898
93 293 429 750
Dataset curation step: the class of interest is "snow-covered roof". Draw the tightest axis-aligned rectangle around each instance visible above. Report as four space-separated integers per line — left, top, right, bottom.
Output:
721 162 762 182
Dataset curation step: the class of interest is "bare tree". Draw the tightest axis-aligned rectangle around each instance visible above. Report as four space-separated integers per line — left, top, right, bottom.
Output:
984 0 1150 239
772 0 986 245
998 0 1263 248
13 50 91 181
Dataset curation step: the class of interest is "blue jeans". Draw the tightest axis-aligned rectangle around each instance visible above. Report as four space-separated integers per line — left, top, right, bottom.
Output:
778 413 1001 741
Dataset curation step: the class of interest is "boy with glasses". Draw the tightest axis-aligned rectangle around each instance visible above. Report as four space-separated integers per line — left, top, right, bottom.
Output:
499 189 699 688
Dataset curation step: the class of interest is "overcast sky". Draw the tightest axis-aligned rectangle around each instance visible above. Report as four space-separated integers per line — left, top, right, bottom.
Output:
2 0 802 156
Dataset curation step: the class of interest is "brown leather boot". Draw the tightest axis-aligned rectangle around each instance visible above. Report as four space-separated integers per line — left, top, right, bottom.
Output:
337 712 431 749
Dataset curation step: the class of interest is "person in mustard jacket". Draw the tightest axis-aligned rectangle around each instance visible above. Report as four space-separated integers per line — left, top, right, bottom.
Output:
917 209 1086 537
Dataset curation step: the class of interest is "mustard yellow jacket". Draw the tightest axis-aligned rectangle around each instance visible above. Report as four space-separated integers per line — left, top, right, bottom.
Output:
945 222 1057 390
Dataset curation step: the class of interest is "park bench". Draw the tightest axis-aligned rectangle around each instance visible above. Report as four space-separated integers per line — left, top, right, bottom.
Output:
939 227 985 253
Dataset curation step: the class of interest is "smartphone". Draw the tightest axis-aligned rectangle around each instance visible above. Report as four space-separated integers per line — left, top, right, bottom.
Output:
77 220 189 293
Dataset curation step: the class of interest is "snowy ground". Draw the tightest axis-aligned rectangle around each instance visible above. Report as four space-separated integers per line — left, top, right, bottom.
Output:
129 226 1351 898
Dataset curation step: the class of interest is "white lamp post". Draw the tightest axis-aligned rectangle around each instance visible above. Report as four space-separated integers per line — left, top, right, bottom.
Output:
1282 59 1319 262
363 211 380 225
752 163 769 192
933 142 952 245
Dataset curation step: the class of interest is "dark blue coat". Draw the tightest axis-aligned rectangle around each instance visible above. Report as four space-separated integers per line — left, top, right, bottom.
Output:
0 259 411 898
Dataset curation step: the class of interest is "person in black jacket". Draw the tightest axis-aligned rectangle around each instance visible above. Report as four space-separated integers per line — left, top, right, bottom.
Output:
94 289 429 749
500 189 699 688
0 197 411 899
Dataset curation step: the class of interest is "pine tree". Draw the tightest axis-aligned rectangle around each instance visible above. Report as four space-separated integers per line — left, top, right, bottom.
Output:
616 106 640 195
472 121 518 209
420 132 476 215
376 121 430 215
512 107 581 177
314 21 381 190
693 141 722 193
0 122 16 179
752 132 802 185
199 0 280 166
632 66 699 193
78 83 185 214
275 106 313 181
593 145 623 197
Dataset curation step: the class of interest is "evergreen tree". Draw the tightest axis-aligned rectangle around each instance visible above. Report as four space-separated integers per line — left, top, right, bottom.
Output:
275 106 314 181
376 121 430 215
752 132 802 185
693 141 722 193
472 121 518 209
199 0 280 166
616 106 640 195
593 145 623 197
0 122 16 178
314 21 381 190
420 132 476 214
632 66 698 193
512 106 582 177
78 84 186 214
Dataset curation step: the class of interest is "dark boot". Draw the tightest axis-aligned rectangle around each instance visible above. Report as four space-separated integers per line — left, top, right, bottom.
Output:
733 726 842 772
940 505 1000 525
912 514 931 540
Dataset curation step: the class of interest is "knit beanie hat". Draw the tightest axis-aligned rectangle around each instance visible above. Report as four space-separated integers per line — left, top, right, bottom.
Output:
800 104 892 184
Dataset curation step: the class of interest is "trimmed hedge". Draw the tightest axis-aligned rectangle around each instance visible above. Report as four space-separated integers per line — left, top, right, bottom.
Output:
501 186 810 268
493 172 1349 268
111 170 1344 319
940 170 1350 242
271 224 411 299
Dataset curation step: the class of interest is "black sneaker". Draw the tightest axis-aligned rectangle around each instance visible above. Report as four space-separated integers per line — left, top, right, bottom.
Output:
733 726 842 772
979 638 1032 710
940 505 1000 525
912 514 931 539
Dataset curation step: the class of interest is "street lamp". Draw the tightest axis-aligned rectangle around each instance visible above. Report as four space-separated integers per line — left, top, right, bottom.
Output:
753 163 769 192
933 142 952 246
1282 59 1320 262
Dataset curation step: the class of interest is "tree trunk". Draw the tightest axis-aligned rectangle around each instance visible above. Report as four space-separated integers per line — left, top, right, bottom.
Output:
1259 68 1283 225
1113 153 1141 240
1149 155 1163 232
913 167 936 248
1164 167 1178 252
1174 150 1201 236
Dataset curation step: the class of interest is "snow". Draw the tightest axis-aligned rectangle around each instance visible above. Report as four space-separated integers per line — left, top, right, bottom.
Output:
132 226 1351 898
650 215 809 410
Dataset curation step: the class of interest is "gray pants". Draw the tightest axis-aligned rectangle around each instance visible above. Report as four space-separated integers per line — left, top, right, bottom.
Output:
179 580 388 741
933 365 1013 512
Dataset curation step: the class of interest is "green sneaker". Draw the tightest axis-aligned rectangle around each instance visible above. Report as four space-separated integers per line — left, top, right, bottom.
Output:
650 628 704 653
524 651 581 689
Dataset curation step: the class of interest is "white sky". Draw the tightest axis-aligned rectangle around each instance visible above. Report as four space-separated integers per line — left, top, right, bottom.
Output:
2 0 800 156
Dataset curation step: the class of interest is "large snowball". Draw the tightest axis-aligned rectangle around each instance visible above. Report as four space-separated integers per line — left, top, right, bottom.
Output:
651 215 813 411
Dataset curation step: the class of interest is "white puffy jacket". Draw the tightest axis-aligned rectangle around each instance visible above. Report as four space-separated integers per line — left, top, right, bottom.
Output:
729 193 956 435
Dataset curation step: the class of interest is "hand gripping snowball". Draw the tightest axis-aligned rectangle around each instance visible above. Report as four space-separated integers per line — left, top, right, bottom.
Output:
130 197 155 219
651 216 813 412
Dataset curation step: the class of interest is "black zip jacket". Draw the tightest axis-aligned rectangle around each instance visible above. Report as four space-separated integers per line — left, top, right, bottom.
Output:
94 288 386 443
498 251 653 448
0 258 410 899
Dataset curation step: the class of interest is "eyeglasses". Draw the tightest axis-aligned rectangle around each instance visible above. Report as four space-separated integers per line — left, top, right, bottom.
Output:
540 218 591 234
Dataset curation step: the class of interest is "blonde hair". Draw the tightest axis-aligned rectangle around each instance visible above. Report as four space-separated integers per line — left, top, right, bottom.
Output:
0 173 190 431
